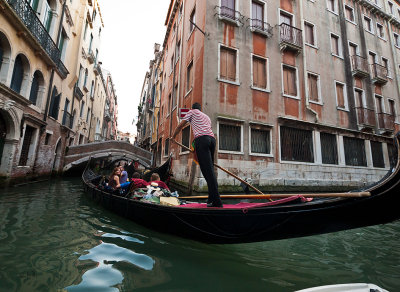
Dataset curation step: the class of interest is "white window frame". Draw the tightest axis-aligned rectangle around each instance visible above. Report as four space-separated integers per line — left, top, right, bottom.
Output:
363 15 374 34
217 43 240 85
335 80 349 111
278 8 295 26
374 93 386 113
185 60 194 96
354 87 366 108
376 22 386 40
326 0 338 15
330 32 343 58
250 0 267 30
307 71 322 105
250 53 270 92
249 123 273 157
344 4 356 24
281 63 300 99
304 20 318 48
348 41 360 57
217 118 244 154
394 32 400 48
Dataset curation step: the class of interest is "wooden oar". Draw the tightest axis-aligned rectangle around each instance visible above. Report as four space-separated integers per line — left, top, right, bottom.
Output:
179 192 371 200
171 139 273 201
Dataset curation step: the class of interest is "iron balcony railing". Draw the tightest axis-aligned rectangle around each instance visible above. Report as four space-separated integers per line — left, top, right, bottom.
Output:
57 60 69 79
93 63 100 75
371 63 388 84
250 19 272 37
217 5 241 23
6 0 61 66
351 55 369 77
62 111 74 129
87 49 95 64
377 113 395 130
279 23 303 49
355 107 375 127
74 86 84 100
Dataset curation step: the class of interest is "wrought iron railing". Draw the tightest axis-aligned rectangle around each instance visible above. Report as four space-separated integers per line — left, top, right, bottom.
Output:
371 63 388 82
6 0 61 66
57 60 68 79
217 5 240 22
87 49 95 64
377 112 395 130
250 19 272 36
279 23 302 48
62 111 74 129
351 55 369 75
93 63 100 75
74 86 84 99
355 107 375 127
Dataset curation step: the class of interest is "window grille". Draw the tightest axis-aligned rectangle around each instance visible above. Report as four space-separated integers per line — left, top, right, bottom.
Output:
251 128 270 154
280 126 314 162
19 125 34 166
219 123 241 152
182 126 190 151
371 141 385 168
343 136 367 166
320 132 338 164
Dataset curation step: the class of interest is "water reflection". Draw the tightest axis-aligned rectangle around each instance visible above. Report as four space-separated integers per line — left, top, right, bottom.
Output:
0 178 399 292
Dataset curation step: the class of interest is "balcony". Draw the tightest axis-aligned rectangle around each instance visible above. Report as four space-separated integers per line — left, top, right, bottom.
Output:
74 86 84 100
93 63 100 75
250 19 272 37
378 113 395 133
355 107 375 130
6 0 61 67
279 23 302 53
61 111 74 130
351 55 369 78
371 63 388 85
216 6 241 26
57 60 69 79
87 49 95 64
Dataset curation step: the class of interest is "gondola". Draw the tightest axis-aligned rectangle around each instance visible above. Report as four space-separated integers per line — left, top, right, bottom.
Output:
82 133 400 244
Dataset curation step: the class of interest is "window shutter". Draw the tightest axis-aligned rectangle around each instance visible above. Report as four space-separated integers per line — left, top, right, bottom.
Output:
227 49 236 81
220 48 228 79
336 83 345 107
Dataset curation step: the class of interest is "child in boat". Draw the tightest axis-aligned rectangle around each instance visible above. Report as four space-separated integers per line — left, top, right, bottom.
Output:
150 173 170 190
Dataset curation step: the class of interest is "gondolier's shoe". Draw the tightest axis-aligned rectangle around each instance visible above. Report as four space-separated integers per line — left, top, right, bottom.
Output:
207 202 223 208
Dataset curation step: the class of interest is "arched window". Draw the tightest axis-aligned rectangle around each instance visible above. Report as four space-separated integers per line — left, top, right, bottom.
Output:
29 71 44 105
0 32 12 85
10 55 24 93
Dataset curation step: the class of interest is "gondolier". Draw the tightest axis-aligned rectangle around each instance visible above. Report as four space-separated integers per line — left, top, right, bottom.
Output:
172 102 223 207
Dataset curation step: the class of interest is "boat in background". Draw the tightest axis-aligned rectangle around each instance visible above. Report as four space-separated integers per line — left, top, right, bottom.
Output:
295 283 388 292
82 133 400 244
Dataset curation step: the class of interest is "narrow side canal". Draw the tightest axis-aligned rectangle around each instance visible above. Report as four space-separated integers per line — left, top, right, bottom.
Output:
0 178 399 291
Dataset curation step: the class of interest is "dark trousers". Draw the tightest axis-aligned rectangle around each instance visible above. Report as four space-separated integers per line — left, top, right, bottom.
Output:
194 135 221 204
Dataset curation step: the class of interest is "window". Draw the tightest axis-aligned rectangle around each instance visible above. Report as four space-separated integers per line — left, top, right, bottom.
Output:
49 88 60 120
252 55 268 90
250 126 271 155
349 42 358 57
86 108 91 123
364 16 373 33
164 138 169 156
19 125 35 166
58 29 68 61
83 69 88 89
327 0 337 13
181 126 190 152
388 142 398 168
335 81 347 109
377 23 385 39
354 88 365 108
80 101 85 118
371 141 385 168
252 0 265 29
343 136 367 166
280 126 314 163
394 33 400 47
176 40 181 61
90 81 94 97
345 5 355 22
304 22 316 46
388 99 396 118
89 33 93 52
320 132 338 165
330 33 341 57
221 0 236 19
389 2 394 14
186 61 193 93
189 8 196 33
29 0 39 11
219 45 237 82
29 71 41 105
43 1 52 32
382 57 390 77
10 55 24 93
219 121 242 152
172 84 178 109
307 73 320 102
282 65 298 98
44 133 51 145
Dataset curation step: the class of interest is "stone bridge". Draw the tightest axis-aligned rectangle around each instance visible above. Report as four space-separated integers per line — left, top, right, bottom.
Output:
63 141 153 172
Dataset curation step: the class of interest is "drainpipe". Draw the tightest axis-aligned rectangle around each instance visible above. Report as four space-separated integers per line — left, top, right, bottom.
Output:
299 0 319 122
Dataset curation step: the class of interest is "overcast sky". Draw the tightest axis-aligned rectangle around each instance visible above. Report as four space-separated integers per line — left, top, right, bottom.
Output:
100 0 170 134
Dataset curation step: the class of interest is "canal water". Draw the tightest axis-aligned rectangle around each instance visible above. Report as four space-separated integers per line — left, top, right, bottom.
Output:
0 178 399 292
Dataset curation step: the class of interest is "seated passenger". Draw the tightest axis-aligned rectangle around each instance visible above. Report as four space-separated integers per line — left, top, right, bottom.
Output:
108 167 130 192
119 165 128 184
130 172 149 189
150 173 170 190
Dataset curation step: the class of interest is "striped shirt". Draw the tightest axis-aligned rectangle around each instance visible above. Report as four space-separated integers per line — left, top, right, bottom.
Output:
182 109 215 138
